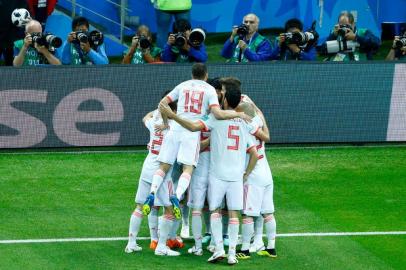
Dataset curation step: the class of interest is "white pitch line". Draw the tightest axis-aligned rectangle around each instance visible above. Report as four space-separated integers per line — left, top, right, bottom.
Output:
1 231 405 244
1 144 405 155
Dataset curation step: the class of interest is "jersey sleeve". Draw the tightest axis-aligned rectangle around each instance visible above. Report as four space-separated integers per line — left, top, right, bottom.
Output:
144 117 154 133
166 86 179 103
246 134 257 153
207 88 220 109
248 121 260 136
199 114 216 131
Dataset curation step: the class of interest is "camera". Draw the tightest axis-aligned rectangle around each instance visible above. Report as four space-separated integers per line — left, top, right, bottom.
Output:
173 32 187 48
73 30 104 47
31 32 62 49
189 28 206 47
282 31 316 46
395 35 406 49
324 40 359 54
236 24 249 39
138 35 151 49
337 24 352 38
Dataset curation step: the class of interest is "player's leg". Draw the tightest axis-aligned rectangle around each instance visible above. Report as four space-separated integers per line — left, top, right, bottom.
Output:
250 216 265 252
225 180 244 265
238 214 254 259
148 206 160 250
126 179 152 253
143 162 172 215
207 177 227 263
180 203 190 238
202 204 212 245
257 184 277 258
222 208 229 246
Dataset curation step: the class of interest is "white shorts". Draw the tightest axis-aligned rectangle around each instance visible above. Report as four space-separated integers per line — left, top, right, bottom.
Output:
135 178 174 207
139 153 159 182
208 177 243 211
158 130 200 166
187 152 210 209
243 183 274 217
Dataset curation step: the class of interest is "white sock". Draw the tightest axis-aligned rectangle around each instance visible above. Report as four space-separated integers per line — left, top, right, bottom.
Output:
210 212 223 251
241 216 254 251
182 204 190 227
254 215 264 243
148 206 159 241
192 210 203 249
228 218 239 256
157 214 174 249
264 214 276 249
175 173 191 199
128 209 143 245
150 169 165 194
222 210 229 236
169 218 181 240
203 207 211 234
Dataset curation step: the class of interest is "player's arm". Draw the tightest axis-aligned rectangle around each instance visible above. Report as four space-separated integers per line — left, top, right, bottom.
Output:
142 111 154 126
254 112 271 143
200 138 210 150
159 102 204 132
210 106 251 122
244 146 259 181
158 96 171 128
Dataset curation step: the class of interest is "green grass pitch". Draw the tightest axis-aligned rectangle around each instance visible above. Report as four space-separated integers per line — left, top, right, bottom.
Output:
0 145 405 269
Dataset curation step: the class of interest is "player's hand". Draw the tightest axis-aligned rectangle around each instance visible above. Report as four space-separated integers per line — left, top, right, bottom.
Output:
80 41 91 53
159 102 175 118
238 112 252 123
154 123 169 132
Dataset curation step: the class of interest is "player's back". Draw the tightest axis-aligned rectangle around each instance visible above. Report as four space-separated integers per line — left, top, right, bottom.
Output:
167 79 219 131
203 115 255 182
145 110 169 156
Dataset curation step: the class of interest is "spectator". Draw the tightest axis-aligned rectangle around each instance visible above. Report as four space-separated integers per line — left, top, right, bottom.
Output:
26 0 57 27
61 16 108 65
221 13 273 62
122 25 161 64
386 31 406 60
13 19 61 66
161 19 207 63
272 18 317 61
0 0 28 66
322 11 380 61
151 0 192 49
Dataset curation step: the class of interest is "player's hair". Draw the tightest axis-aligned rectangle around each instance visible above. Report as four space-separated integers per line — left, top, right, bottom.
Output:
192 63 207 80
207 77 222 91
224 84 241 109
72 16 90 30
237 101 256 118
285 18 303 32
220 77 242 91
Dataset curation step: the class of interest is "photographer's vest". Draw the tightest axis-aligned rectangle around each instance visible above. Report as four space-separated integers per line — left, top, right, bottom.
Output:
153 0 191 11
331 28 368 62
170 46 193 63
69 44 93 65
230 33 265 63
14 39 49 66
130 46 162 64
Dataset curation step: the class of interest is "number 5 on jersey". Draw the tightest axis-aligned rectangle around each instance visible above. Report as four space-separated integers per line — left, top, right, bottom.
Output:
227 125 240 150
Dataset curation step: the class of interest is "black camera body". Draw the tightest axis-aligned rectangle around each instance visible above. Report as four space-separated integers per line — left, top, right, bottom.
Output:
395 35 406 49
73 30 104 48
236 24 249 39
138 35 151 49
337 24 352 38
30 32 62 49
173 32 187 48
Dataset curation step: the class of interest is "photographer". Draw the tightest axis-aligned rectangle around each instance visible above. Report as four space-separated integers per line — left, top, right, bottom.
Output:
122 25 161 64
386 31 406 60
273 18 317 61
13 19 61 66
221 13 273 62
323 11 380 61
161 19 208 63
61 16 108 65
